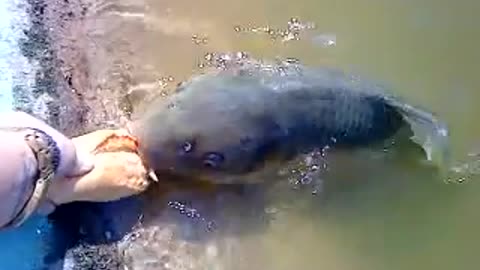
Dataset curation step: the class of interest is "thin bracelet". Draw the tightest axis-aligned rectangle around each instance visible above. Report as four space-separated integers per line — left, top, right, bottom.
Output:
0 127 60 229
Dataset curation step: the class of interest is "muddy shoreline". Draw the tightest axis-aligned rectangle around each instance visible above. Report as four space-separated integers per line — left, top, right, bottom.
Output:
16 1 262 269
10 0 479 270
14 1 331 269
15 0 137 269
16 0 135 135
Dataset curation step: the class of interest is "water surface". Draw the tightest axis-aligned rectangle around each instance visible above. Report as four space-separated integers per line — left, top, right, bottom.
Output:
86 0 480 269
3 0 480 269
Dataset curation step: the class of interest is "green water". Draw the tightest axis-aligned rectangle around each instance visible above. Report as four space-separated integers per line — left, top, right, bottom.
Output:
85 0 480 269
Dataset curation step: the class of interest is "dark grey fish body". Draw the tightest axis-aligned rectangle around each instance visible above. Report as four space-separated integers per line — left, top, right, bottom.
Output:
132 63 449 184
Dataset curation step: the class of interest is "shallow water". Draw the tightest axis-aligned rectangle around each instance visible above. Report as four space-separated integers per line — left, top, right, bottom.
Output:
2 0 480 269
0 0 56 269
83 0 480 269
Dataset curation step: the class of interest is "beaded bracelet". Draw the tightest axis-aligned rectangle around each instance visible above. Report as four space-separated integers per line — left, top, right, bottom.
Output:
0 127 60 229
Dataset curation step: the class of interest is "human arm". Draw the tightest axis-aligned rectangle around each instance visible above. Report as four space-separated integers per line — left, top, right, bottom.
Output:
0 130 39 228
0 111 94 229
0 112 153 230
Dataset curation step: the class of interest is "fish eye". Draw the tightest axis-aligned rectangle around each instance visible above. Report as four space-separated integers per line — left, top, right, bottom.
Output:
202 152 224 169
178 140 195 154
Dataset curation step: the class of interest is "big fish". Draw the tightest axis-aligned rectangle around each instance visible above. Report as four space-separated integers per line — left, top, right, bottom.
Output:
130 61 450 185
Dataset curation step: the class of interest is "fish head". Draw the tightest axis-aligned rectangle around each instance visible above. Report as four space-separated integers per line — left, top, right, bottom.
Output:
132 79 287 185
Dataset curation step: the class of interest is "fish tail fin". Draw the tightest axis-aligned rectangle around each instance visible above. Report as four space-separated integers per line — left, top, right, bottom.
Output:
385 97 451 170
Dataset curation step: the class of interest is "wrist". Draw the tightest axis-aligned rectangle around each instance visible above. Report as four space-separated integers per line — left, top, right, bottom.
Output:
0 127 60 228
9 143 40 220
0 134 38 228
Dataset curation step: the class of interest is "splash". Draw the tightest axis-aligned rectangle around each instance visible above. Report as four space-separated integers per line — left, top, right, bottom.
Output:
191 34 209 45
445 152 480 184
311 33 337 48
167 201 217 232
233 17 316 42
196 51 251 70
279 146 331 195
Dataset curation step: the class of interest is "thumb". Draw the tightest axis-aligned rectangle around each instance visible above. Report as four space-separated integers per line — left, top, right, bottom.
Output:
64 148 94 177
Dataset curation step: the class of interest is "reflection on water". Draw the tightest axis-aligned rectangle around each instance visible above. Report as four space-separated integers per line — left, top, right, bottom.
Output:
56 0 480 269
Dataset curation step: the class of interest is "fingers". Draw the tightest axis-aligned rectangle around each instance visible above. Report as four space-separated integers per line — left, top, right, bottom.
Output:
65 128 133 177
64 147 95 177
48 152 150 204
71 129 128 152
0 112 150 218
118 153 151 192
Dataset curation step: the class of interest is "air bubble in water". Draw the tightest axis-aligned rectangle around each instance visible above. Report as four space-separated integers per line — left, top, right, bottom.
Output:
312 33 337 48
192 34 209 45
167 200 217 232
232 17 317 42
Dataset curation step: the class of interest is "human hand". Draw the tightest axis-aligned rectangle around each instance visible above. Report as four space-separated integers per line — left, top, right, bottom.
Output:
0 111 94 178
46 129 152 205
0 111 95 227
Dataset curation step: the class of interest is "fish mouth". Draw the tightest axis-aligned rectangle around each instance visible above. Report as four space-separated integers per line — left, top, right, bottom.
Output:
154 169 219 188
153 166 258 187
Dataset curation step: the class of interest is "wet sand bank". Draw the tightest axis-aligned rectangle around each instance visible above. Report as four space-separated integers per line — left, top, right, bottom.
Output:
15 0 139 269
17 1 264 269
